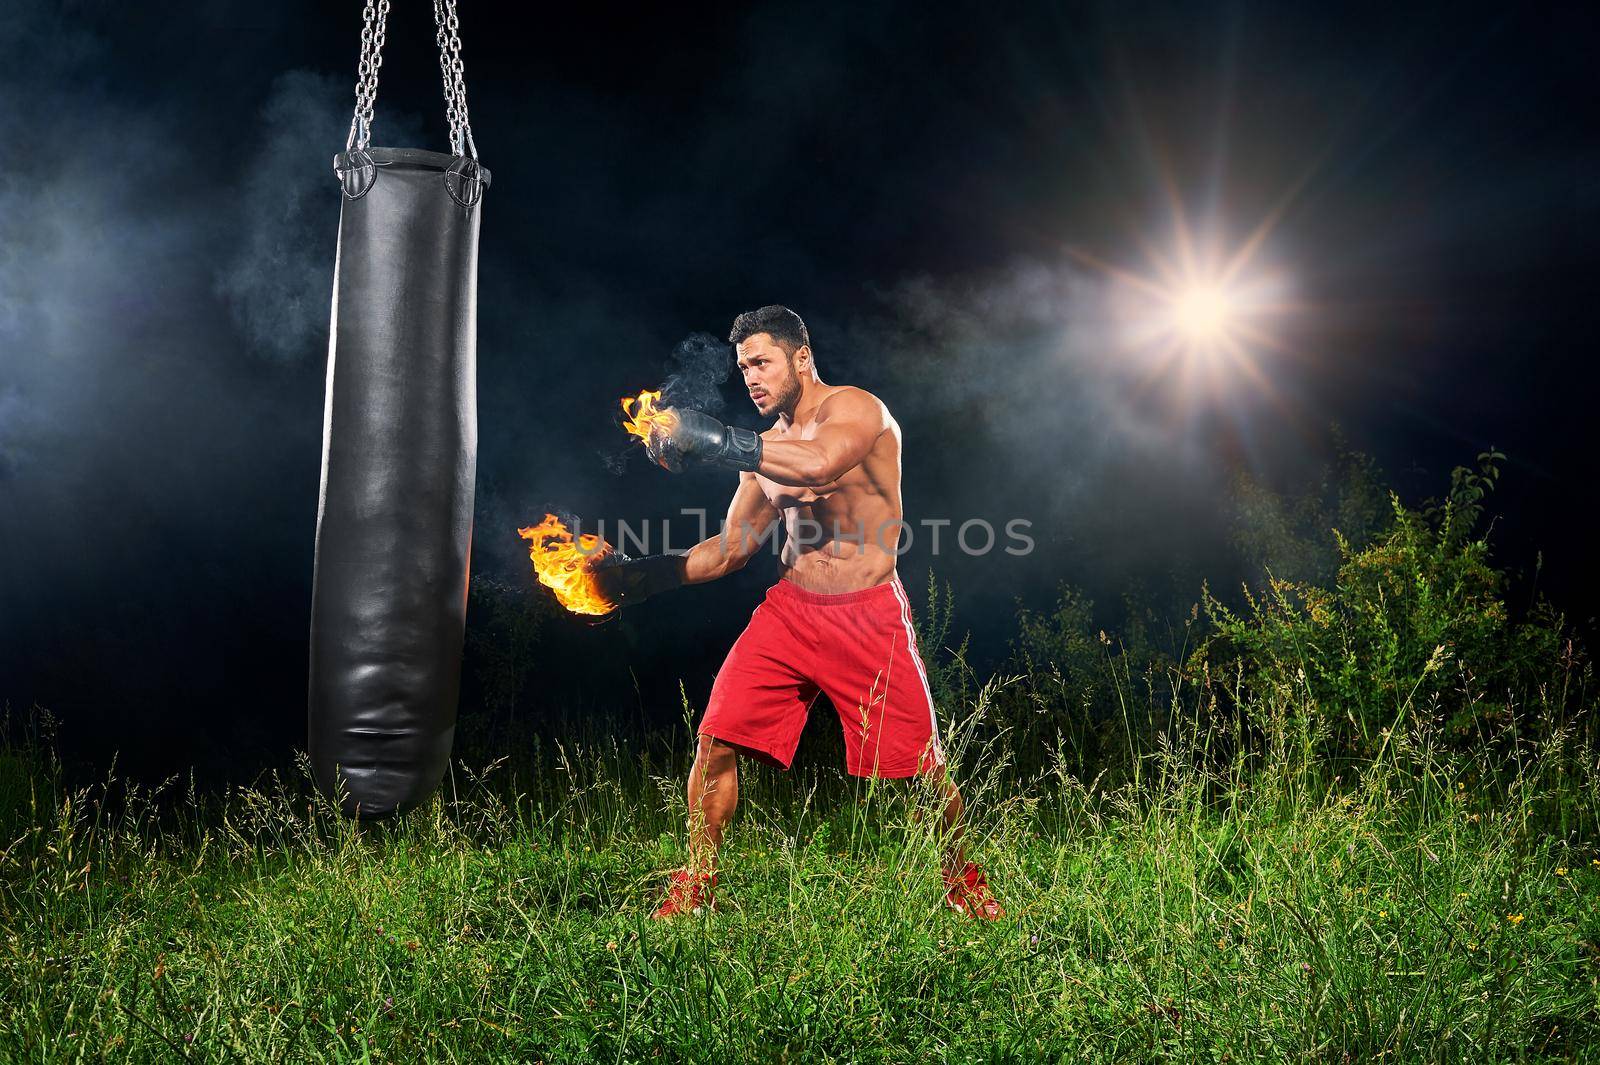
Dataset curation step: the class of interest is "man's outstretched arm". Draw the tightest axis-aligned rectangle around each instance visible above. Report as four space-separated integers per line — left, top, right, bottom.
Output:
588 473 778 607
646 389 885 488
681 472 781 583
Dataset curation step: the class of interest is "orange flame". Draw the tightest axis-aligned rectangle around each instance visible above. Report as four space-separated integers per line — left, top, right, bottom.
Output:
516 513 617 616
621 389 678 449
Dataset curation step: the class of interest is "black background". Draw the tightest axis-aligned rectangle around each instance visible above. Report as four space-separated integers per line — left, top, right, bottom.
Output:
1 1 1595 787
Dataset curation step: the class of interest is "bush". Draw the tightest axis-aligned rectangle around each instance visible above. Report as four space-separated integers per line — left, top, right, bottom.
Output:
1191 450 1584 765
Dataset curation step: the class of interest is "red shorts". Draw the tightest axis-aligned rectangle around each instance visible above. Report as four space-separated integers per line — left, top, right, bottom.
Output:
699 575 945 778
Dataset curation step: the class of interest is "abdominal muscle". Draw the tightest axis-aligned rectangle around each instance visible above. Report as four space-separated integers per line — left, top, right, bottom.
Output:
767 464 902 595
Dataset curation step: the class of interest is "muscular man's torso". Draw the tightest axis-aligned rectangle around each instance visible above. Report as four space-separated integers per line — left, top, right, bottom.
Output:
755 385 903 595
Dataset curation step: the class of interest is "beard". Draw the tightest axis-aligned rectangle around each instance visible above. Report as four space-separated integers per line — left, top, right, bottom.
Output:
758 358 804 419
769 368 803 418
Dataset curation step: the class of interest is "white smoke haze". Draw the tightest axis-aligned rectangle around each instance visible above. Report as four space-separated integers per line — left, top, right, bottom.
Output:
0 1 432 660
212 70 349 364
659 331 732 414
844 258 1225 499
212 69 429 364
0 6 234 552
810 256 1251 618
598 331 734 477
0 385 31 482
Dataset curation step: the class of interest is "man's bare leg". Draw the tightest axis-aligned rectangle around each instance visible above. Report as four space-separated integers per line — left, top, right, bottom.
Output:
906 766 966 869
921 768 1003 916
935 770 966 875
687 734 739 875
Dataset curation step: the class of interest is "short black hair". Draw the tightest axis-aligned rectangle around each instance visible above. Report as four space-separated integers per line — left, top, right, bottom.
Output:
728 305 809 356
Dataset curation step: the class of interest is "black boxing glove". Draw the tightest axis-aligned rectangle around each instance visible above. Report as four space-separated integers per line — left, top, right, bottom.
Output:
647 409 763 473
588 550 687 609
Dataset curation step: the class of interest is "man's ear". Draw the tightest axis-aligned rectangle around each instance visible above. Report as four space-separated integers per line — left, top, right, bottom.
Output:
794 344 812 371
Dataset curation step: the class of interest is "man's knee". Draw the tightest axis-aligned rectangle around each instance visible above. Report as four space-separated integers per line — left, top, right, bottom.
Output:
694 734 739 776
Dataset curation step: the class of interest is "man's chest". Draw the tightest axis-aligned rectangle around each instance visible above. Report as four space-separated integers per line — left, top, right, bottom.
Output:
756 475 841 511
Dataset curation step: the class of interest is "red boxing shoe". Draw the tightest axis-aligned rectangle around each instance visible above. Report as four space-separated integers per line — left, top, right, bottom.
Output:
652 869 717 919
944 862 1004 919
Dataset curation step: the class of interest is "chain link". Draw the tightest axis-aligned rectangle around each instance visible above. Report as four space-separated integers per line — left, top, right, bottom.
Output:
348 0 391 150
433 0 476 159
346 0 476 158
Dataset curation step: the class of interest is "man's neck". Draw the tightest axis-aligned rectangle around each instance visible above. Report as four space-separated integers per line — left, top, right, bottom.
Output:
779 374 828 427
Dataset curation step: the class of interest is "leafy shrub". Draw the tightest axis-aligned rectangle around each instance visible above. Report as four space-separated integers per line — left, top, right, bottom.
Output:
1231 433 1392 587
1191 450 1583 764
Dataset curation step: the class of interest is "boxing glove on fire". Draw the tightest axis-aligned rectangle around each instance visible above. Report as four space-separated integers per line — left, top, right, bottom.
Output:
648 409 763 473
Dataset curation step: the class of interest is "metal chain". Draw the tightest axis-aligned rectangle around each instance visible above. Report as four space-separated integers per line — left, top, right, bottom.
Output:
346 0 476 158
348 0 391 150
433 0 477 159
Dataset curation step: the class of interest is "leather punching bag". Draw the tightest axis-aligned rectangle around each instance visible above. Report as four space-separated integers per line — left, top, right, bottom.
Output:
309 0 489 819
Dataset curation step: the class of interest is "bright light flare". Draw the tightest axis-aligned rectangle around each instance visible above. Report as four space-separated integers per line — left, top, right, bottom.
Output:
1075 224 1296 409
1171 284 1234 346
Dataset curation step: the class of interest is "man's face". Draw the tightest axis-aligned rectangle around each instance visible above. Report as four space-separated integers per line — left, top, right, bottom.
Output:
736 333 804 418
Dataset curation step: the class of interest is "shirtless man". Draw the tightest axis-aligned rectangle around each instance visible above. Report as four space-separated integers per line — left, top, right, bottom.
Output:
589 305 1002 920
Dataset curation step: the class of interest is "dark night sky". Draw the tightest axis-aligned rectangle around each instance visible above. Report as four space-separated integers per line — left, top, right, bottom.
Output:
2 1 1596 786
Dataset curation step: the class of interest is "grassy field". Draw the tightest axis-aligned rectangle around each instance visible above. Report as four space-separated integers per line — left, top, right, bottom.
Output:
5 465 1599 1061
2 682 1597 1063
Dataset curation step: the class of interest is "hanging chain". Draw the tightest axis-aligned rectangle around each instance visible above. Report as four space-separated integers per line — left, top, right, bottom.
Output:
433 0 477 160
346 0 476 158
347 0 391 150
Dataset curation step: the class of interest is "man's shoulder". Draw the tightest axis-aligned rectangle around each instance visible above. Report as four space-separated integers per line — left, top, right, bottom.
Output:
818 385 889 421
755 386 892 442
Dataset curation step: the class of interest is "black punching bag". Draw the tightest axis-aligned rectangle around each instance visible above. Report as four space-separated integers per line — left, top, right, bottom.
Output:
309 0 489 819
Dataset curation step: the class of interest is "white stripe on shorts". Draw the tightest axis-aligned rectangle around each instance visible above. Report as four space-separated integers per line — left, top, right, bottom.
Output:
890 576 943 764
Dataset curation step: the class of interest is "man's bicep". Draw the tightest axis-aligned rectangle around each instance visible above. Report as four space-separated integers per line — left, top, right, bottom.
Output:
811 393 885 474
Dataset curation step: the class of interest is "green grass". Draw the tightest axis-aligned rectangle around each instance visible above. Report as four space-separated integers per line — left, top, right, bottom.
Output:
9 450 1592 1060
2 680 1598 1063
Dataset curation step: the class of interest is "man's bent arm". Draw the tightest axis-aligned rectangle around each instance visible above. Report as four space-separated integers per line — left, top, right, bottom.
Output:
757 389 885 489
681 472 780 584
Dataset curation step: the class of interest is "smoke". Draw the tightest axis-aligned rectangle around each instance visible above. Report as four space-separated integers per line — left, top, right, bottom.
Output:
211 69 428 364
598 331 734 476
211 70 348 364
0 1 435 761
845 258 1216 505
0 4 210 525
660 332 732 414
823 256 1252 621
0 17 377 510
